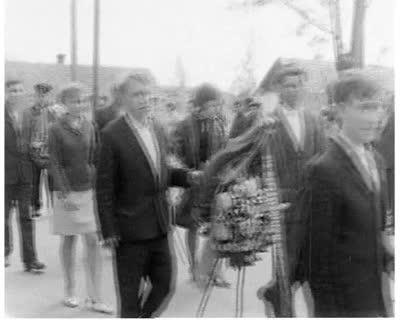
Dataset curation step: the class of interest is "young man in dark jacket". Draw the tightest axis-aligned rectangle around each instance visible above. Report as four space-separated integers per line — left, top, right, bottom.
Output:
4 80 46 272
23 83 58 217
299 73 391 316
96 73 200 318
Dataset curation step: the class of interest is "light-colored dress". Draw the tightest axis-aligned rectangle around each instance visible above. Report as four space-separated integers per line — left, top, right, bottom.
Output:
48 117 98 236
52 190 98 235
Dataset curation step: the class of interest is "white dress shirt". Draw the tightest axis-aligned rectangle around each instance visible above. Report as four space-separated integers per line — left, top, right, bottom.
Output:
126 114 159 172
282 107 301 144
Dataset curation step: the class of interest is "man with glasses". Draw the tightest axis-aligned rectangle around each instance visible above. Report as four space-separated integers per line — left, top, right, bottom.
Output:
300 73 390 316
5 80 46 272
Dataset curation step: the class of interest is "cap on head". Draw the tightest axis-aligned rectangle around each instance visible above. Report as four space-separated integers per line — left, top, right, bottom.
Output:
34 83 53 95
193 83 220 108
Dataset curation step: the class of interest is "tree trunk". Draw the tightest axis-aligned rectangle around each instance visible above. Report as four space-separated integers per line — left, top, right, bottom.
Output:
350 0 367 68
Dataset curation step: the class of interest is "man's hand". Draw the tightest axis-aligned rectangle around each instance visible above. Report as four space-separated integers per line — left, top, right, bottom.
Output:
101 236 120 249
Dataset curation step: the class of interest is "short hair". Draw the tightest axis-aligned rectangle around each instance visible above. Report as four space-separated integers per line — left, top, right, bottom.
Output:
116 72 154 96
193 83 220 107
273 67 305 86
5 79 22 89
332 73 381 105
58 83 84 105
34 83 53 94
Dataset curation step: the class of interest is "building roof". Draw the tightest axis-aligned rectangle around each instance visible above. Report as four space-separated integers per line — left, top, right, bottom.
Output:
5 60 154 97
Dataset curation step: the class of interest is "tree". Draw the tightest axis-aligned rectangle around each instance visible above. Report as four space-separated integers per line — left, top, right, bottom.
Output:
229 39 257 97
229 0 369 71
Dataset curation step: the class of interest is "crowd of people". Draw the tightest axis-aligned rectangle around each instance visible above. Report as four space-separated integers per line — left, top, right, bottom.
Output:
4 59 394 318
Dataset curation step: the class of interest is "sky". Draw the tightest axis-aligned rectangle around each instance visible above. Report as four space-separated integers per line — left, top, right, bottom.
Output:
5 0 395 91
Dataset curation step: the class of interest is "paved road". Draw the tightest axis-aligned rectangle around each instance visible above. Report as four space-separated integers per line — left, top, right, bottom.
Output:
5 208 313 318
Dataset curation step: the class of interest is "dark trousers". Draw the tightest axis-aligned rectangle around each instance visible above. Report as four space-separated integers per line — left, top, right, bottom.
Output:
312 280 386 317
115 235 174 318
32 165 42 210
5 184 37 265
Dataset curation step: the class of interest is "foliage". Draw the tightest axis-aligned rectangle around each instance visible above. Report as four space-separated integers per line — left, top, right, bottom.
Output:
229 0 334 59
229 43 257 97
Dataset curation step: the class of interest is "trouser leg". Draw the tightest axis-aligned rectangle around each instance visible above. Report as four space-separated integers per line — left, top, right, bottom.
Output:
141 237 173 317
115 242 148 318
17 184 37 265
32 166 42 211
5 185 15 258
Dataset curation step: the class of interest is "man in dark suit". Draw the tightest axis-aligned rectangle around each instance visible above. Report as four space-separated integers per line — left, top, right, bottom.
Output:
24 83 55 217
299 73 391 316
96 73 199 318
256 62 325 315
4 80 46 272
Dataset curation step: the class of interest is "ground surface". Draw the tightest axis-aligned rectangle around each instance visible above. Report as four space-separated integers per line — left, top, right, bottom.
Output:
4 207 315 318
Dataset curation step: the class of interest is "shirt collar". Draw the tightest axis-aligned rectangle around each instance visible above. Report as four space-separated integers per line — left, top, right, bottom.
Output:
124 112 151 131
331 131 369 162
281 105 299 117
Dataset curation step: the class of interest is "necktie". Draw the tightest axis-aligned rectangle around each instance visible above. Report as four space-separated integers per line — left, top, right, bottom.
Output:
364 146 379 191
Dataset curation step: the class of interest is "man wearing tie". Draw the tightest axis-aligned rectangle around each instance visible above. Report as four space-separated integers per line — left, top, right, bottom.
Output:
96 73 199 318
300 73 391 316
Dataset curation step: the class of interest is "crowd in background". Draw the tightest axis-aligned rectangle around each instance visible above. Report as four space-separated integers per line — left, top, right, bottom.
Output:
4 59 395 317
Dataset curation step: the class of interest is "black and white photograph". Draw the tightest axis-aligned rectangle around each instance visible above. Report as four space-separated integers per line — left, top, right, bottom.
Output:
3 0 396 317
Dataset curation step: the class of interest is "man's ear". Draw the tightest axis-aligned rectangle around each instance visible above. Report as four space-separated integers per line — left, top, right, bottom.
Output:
332 102 345 121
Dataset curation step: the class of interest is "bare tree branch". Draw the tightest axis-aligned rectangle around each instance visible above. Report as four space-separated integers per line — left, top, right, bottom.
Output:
280 0 333 35
229 0 335 36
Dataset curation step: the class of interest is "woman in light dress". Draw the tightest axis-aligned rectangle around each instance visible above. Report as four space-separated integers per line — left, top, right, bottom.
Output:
48 84 112 314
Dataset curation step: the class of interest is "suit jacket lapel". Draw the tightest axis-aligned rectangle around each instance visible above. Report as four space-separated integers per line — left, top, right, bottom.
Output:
122 116 159 184
330 137 373 192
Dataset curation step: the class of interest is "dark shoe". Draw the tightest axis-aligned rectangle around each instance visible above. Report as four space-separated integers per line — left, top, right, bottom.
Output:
25 261 46 273
138 312 153 318
31 212 42 219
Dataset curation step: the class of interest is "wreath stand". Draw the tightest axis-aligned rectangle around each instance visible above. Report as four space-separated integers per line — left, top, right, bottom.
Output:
195 257 247 318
